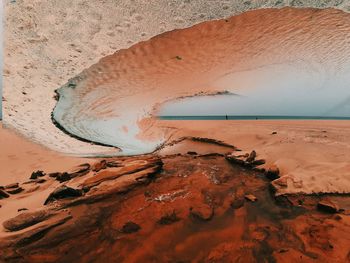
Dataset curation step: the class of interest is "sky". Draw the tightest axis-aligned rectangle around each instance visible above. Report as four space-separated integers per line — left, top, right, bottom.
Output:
160 62 350 117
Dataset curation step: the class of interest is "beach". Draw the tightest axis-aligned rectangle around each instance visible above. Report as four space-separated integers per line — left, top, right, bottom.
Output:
1 120 350 261
2 0 350 262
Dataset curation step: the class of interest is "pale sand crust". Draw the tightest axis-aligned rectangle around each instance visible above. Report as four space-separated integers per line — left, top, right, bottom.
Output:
157 120 350 195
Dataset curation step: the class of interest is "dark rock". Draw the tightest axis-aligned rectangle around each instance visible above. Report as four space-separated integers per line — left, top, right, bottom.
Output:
48 172 60 178
271 131 277 135
17 208 28 212
251 159 266 166
7 187 24 195
4 183 19 189
120 221 141 233
34 178 46 184
68 163 91 177
106 160 123 168
30 170 45 179
44 185 83 205
317 200 339 213
91 160 107 172
158 211 180 225
190 204 214 221
56 172 71 183
246 150 256 163
230 198 244 209
0 189 10 199
187 151 197 155
245 194 257 202
266 165 280 180
3 210 54 231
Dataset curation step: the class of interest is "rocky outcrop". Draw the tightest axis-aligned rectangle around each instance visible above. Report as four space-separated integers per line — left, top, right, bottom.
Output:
266 165 280 180
226 150 265 169
30 170 45 180
3 210 55 231
81 156 162 190
44 185 83 205
0 189 10 199
317 200 339 213
1 153 350 262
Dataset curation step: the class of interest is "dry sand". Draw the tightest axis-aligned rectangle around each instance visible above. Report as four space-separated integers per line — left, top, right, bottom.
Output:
0 123 89 228
3 0 350 154
3 3 350 194
157 120 350 195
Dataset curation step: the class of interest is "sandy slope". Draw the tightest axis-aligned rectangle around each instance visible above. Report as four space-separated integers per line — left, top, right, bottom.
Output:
0 123 86 185
3 0 350 154
3 1 350 195
157 120 350 195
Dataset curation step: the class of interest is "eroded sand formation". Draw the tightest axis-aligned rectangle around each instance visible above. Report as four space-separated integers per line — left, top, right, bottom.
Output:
4 0 350 154
3 2 350 194
53 7 350 155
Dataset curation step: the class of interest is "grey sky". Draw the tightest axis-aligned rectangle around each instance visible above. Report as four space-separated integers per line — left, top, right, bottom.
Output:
161 63 350 117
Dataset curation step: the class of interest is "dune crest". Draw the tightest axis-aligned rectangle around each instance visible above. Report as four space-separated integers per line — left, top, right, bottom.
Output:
53 7 350 155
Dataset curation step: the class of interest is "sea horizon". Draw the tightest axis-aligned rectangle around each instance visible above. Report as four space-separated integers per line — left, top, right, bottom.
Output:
158 115 350 120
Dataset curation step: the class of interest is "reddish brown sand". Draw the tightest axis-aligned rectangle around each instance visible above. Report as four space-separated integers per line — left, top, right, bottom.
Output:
1 128 350 262
0 124 87 185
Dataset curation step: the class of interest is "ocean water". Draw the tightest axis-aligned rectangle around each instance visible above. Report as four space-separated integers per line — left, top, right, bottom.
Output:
159 115 350 120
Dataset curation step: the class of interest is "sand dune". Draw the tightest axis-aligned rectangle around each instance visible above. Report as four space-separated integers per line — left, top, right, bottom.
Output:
4 0 350 155
53 7 350 155
3 2 350 195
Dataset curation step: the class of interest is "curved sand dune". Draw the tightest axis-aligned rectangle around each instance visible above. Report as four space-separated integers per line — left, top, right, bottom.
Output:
53 7 350 155
4 0 350 156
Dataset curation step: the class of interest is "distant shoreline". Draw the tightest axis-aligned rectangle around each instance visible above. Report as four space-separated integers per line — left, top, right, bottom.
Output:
158 115 350 120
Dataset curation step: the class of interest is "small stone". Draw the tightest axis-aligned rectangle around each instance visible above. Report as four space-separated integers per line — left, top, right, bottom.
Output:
30 170 45 179
317 200 339 213
187 151 197 155
4 183 19 189
120 221 141 233
278 248 289 253
48 172 60 178
271 131 277 135
246 150 256 163
91 160 107 172
7 187 24 195
44 185 83 205
56 172 71 183
266 165 280 180
0 189 10 199
245 194 257 202
17 208 28 212
3 210 53 231
34 178 46 184
190 204 214 221
158 211 180 225
251 159 265 166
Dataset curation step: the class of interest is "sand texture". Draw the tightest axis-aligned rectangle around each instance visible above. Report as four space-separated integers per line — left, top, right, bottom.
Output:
3 3 350 194
1 148 350 262
4 0 350 154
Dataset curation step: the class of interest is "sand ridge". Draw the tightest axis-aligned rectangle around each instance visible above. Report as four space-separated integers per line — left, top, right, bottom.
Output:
4 0 350 154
